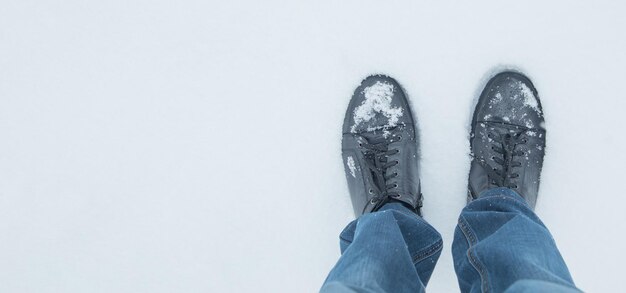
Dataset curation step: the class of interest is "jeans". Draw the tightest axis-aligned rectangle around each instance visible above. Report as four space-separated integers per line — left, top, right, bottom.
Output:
321 188 581 293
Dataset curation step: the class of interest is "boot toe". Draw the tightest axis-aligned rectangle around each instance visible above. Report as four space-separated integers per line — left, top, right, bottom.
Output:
475 71 544 130
343 75 413 134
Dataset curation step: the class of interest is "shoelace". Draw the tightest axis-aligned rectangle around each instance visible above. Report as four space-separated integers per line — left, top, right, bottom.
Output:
485 128 528 189
357 129 402 212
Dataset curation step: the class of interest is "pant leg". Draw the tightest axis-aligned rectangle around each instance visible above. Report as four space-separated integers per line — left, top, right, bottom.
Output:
452 187 581 293
321 202 443 293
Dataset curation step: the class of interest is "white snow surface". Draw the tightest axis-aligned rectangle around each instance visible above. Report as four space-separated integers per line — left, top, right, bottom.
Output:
1 1 625 292
351 81 403 133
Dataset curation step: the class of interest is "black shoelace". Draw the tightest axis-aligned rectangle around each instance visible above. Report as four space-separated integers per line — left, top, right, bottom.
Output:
357 129 402 212
486 128 528 189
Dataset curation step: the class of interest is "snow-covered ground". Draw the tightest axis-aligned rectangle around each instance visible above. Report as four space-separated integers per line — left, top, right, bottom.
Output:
1 1 625 292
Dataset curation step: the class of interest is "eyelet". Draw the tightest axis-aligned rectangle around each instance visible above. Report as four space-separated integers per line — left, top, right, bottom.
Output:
368 189 374 194
370 198 377 204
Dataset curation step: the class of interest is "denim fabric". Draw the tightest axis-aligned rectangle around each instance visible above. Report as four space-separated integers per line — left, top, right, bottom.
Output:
321 188 581 293
452 188 580 293
321 203 443 293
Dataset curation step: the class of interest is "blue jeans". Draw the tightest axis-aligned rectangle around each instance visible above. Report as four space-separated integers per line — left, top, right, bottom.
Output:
321 188 581 293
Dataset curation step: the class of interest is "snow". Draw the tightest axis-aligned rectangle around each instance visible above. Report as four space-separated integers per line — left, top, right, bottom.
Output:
518 81 541 113
1 1 625 292
346 156 357 178
351 81 403 134
492 92 504 104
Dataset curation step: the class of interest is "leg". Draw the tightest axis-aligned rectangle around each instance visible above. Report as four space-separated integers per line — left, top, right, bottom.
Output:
322 202 442 293
452 188 580 292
